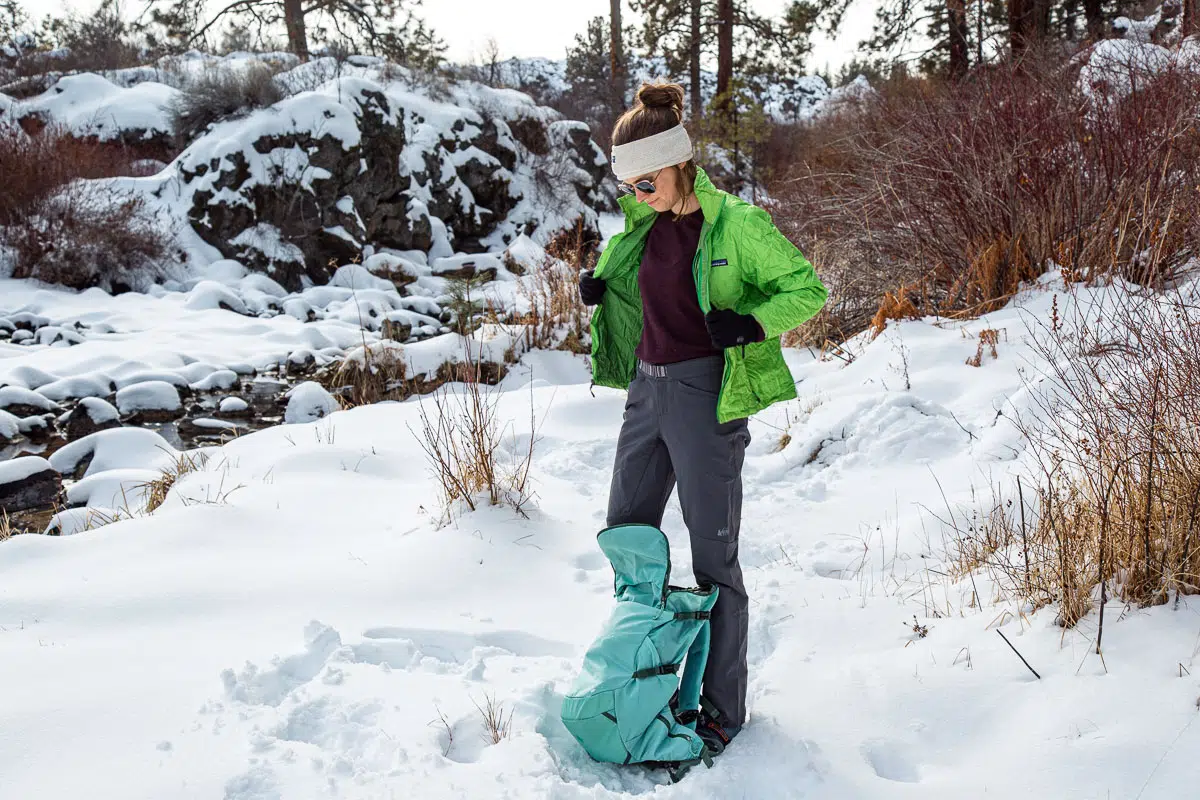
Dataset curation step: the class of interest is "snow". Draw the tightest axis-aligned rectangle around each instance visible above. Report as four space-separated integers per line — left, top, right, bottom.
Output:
1 273 1199 798
219 397 249 414
190 369 239 392
1079 39 1172 100
0 409 19 440
283 381 339 424
65 467 162 509
115 381 182 415
15 73 179 141
77 397 120 424
0 455 53 484
328 264 396 292
48 428 179 479
44 506 128 536
0 386 60 412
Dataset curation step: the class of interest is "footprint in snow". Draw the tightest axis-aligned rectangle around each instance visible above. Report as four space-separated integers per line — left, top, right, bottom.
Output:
571 551 607 571
861 738 921 783
359 626 576 664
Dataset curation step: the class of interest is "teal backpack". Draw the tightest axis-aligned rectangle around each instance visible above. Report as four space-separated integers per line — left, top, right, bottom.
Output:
560 523 719 782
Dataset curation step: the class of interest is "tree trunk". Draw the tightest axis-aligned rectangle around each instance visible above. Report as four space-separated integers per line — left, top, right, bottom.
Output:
947 0 969 79
690 0 702 119
283 0 308 60
1034 0 1051 38
1184 0 1200 38
716 0 733 118
610 0 624 108
1083 0 1104 41
1009 0 1033 57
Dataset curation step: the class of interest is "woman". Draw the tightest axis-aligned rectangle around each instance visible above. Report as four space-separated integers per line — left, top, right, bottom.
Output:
579 82 827 754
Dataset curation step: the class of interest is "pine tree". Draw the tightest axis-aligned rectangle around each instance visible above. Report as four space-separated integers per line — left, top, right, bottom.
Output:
143 0 445 63
634 0 816 119
611 0 626 107
565 15 636 147
635 0 712 118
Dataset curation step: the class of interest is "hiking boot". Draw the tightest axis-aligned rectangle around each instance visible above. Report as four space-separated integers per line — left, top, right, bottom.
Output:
695 708 740 755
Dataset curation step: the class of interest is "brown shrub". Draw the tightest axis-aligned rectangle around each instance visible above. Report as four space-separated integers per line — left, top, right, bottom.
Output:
0 128 172 290
169 64 285 145
771 54 1200 340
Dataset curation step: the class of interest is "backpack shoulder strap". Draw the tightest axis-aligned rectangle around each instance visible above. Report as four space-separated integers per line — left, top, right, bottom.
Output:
673 614 711 727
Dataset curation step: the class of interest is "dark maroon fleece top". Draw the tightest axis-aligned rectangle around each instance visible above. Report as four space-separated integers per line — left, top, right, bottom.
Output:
635 209 719 365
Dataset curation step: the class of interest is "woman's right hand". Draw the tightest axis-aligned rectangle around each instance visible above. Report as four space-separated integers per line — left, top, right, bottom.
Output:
579 270 607 306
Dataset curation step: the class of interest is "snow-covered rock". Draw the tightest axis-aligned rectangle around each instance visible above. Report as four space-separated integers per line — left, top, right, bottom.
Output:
15 73 179 146
283 381 339 424
116 381 183 420
0 456 62 512
64 397 121 441
218 396 250 415
49 427 178 480
184 281 251 315
0 408 19 443
44 506 127 536
35 373 117 403
0 386 59 417
328 264 397 293
66 467 162 510
189 369 239 392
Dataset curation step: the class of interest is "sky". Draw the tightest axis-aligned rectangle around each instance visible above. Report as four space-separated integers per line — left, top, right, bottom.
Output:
16 0 874 74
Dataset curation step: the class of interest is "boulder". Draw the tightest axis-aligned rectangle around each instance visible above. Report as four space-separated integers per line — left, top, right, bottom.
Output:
116 381 184 423
0 386 61 418
65 397 122 441
0 457 63 513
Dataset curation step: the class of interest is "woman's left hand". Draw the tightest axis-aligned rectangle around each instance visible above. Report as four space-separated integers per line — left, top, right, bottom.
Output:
704 309 765 349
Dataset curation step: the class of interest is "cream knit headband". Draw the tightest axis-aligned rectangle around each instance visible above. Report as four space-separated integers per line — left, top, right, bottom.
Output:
610 124 694 182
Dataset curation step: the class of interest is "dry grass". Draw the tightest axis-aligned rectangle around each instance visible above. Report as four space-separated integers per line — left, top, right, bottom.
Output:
472 693 512 745
324 342 410 407
140 451 209 514
516 255 591 354
412 349 537 525
950 286 1200 629
0 509 13 542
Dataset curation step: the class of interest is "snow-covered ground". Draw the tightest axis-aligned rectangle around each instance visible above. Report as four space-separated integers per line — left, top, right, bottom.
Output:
2 273 1198 799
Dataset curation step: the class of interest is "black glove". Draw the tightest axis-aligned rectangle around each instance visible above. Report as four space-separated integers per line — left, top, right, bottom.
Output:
579 269 606 306
704 309 765 349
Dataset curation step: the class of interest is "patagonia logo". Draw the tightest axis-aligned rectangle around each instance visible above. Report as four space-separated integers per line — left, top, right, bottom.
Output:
711 259 729 267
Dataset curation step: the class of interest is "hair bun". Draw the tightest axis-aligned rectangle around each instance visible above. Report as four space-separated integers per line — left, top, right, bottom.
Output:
636 82 685 121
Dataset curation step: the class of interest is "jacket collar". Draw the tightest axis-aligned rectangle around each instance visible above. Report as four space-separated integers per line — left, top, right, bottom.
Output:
616 166 726 230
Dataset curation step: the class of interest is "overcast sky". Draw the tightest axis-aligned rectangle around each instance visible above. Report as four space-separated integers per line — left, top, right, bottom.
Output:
17 0 874 74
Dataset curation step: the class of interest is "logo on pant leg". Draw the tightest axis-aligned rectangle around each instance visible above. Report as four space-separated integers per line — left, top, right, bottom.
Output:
716 526 730 539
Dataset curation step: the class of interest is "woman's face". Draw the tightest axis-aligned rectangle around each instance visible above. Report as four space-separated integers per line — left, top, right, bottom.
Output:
632 164 685 212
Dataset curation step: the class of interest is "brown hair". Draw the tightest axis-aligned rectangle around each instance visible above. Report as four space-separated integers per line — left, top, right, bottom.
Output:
612 81 698 209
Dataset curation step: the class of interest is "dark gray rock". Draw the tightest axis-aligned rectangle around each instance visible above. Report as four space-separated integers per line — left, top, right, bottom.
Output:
0 458 63 513
64 398 121 441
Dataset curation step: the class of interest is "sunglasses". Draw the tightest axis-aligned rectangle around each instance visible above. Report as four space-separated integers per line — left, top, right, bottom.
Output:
617 168 665 196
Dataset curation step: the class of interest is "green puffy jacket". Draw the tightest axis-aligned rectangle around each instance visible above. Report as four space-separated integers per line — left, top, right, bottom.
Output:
590 167 828 423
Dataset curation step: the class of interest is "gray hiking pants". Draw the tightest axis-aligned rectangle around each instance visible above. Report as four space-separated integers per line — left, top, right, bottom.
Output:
605 355 750 728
